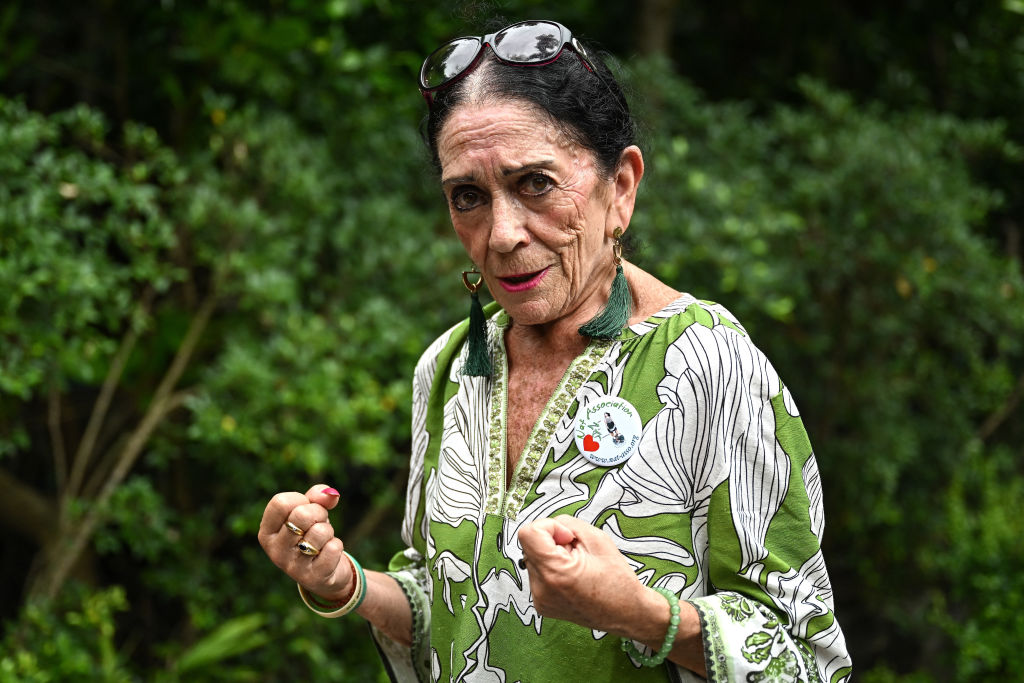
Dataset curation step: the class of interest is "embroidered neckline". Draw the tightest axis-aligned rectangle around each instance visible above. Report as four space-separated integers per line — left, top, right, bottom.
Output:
483 313 611 518
503 340 609 517
485 321 509 515
481 295 697 518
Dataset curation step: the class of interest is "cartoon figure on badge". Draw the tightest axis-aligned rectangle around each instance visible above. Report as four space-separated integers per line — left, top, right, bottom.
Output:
574 397 643 467
603 412 625 445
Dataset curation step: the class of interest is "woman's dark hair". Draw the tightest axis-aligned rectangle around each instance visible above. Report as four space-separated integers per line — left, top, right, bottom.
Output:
423 42 637 178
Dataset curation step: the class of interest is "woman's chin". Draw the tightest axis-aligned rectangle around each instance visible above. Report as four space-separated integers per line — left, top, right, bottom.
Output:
494 297 559 327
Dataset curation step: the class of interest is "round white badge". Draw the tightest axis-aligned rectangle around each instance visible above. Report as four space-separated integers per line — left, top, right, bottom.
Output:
573 397 642 467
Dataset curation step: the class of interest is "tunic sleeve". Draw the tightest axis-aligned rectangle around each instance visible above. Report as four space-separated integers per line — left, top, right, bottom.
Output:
370 555 431 683
676 315 852 682
368 329 455 683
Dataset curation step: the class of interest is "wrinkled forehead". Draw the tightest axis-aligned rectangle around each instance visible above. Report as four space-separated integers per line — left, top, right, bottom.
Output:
437 98 594 175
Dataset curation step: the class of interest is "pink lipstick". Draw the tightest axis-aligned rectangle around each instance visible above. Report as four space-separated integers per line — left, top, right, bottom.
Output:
498 267 549 292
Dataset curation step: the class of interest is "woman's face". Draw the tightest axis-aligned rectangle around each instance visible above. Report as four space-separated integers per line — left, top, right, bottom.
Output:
437 100 626 329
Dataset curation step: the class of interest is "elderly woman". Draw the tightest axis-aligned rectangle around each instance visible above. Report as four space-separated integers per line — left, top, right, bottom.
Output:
259 20 852 682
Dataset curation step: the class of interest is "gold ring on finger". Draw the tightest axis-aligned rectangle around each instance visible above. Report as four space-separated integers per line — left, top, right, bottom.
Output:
285 522 304 536
297 540 320 557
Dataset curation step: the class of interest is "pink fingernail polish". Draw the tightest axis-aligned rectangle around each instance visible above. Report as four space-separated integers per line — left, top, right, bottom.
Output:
323 487 340 497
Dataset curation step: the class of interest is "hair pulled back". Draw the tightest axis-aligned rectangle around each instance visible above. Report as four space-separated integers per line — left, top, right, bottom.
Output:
424 41 637 178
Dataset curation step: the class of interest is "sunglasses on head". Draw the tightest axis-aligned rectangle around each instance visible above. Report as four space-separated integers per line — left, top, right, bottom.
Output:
419 20 596 105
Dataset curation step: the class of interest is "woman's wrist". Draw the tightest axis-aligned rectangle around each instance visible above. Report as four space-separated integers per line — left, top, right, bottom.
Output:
608 582 673 643
614 585 703 663
634 585 673 642
298 551 367 617
620 587 681 666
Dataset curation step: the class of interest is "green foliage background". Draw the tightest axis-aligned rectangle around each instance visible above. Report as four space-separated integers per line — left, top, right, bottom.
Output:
1 1 1022 680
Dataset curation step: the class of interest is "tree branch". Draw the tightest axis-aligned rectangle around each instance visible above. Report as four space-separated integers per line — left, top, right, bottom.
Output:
30 290 215 601
30 388 194 600
81 433 130 502
64 292 153 502
149 293 215 416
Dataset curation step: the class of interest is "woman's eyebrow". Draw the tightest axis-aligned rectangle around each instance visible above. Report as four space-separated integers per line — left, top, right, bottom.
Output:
441 172 476 186
503 160 556 176
442 160 557 187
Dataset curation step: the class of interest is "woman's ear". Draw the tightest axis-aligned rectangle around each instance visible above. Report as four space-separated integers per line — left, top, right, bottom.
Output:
609 146 644 234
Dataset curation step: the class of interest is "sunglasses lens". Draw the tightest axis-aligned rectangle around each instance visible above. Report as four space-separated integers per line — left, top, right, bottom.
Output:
492 21 561 63
421 38 482 89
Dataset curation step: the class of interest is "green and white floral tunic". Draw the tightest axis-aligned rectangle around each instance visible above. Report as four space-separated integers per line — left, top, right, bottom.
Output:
371 295 852 683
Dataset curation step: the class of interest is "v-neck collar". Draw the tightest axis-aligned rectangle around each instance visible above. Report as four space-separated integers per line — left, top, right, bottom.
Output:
479 295 696 518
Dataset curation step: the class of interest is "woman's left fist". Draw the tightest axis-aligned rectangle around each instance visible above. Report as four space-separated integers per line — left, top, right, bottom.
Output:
517 515 646 633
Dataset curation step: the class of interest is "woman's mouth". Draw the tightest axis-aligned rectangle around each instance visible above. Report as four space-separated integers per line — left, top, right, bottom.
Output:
497 267 549 292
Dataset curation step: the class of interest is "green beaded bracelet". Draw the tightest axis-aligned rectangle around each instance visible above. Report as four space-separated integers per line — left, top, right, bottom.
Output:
620 587 681 667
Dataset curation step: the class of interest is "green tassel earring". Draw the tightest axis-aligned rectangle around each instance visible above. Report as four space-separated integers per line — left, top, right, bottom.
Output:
462 267 492 377
578 227 632 340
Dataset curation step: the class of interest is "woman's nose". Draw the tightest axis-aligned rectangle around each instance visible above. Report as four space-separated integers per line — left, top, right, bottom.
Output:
487 197 530 253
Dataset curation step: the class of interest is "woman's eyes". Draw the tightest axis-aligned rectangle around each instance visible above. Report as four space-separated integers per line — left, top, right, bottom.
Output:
521 174 553 195
450 187 483 211
449 174 554 212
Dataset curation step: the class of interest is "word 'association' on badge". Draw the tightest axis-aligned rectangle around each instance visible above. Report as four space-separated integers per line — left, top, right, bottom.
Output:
573 396 642 467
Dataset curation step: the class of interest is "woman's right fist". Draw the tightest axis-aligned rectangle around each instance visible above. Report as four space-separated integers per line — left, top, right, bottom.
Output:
257 484 354 601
